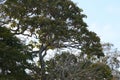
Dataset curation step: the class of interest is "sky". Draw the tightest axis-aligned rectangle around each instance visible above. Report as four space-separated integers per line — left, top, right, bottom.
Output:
72 0 120 50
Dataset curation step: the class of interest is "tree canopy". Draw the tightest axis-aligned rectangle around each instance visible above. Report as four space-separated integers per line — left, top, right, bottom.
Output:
0 0 110 80
1 0 104 57
0 27 33 80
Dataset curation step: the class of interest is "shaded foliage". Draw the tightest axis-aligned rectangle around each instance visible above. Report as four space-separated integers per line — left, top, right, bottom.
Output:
0 27 33 80
46 52 112 80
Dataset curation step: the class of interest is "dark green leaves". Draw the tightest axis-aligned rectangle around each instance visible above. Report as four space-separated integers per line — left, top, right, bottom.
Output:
0 27 33 80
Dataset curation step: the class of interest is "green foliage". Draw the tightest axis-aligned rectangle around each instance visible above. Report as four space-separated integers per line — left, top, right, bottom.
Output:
1 0 105 80
1 0 104 57
0 27 33 80
101 43 120 80
46 52 112 80
90 63 113 80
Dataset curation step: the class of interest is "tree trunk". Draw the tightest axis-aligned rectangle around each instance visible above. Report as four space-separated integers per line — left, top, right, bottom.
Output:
40 54 46 80
39 44 47 80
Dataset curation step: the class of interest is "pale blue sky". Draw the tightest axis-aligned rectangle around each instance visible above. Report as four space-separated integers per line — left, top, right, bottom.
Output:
72 0 120 50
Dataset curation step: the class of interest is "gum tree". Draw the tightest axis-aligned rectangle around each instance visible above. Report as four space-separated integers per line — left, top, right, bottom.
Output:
1 0 104 80
46 52 112 80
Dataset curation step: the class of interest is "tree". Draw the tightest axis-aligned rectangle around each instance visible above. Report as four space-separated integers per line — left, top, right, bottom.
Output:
46 52 112 80
0 27 33 80
100 43 120 80
1 0 104 80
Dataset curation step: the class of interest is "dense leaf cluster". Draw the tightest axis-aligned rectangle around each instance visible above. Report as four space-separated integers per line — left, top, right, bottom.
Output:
46 53 113 80
0 27 33 80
